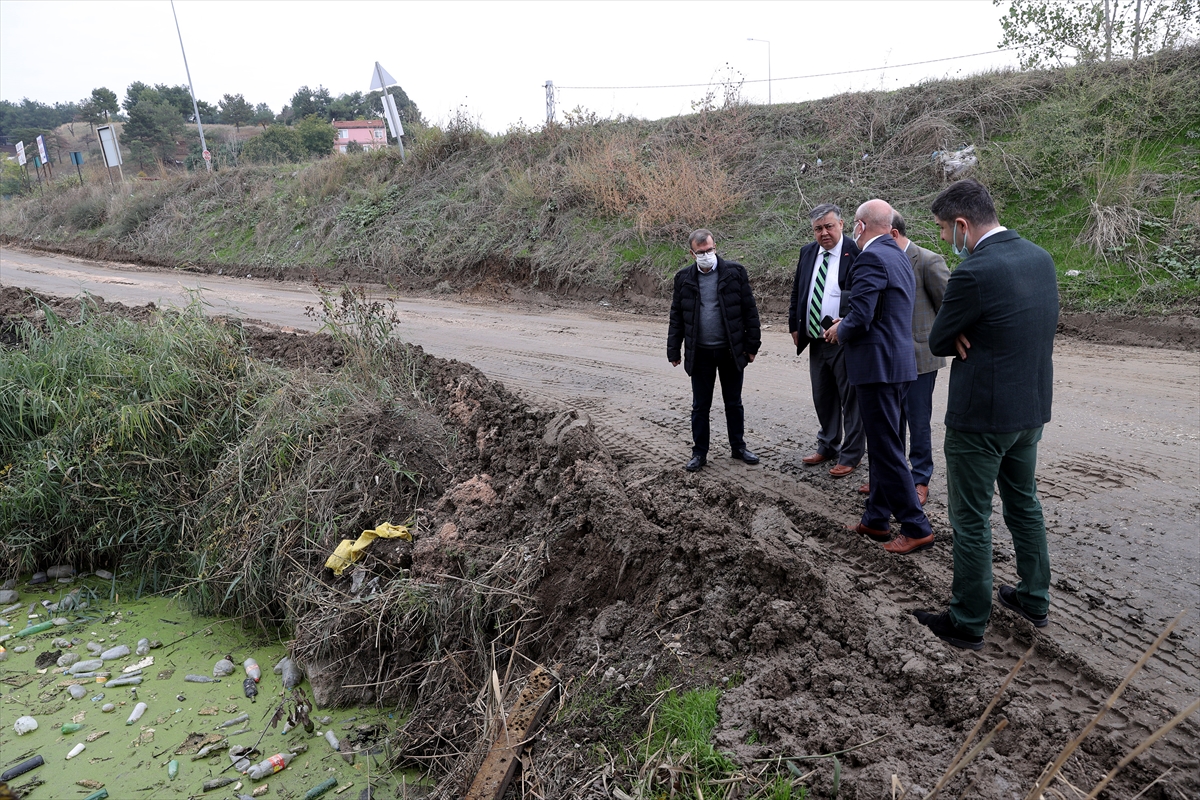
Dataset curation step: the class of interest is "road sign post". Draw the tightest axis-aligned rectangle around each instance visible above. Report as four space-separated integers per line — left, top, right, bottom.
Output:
96 125 124 187
71 151 85 184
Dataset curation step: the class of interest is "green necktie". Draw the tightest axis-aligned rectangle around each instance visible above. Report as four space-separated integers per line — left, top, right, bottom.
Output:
807 250 831 338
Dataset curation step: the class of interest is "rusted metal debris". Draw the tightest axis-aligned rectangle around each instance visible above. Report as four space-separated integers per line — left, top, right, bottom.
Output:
464 666 558 800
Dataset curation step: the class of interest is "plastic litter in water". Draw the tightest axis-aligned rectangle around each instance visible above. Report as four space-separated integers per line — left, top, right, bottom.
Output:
67 743 86 759
14 715 38 735
126 702 147 725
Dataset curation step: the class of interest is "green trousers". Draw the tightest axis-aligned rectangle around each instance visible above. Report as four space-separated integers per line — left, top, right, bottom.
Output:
944 425 1051 636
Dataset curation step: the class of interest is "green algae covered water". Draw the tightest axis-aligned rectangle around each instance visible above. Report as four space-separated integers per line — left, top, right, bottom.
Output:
0 576 425 799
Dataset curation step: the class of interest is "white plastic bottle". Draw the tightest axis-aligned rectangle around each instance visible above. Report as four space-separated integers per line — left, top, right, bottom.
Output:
243 657 261 682
126 701 147 725
246 752 294 780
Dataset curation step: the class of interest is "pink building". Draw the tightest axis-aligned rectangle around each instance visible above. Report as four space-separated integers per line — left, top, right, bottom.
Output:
333 120 387 154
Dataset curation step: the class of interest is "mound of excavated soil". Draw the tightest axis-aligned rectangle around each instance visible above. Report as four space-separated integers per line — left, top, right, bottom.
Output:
3 287 1193 799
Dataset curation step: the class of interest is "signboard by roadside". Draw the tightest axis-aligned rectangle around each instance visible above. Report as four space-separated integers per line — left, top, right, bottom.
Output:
96 124 124 186
36 135 48 164
202 149 211 163
15 141 26 166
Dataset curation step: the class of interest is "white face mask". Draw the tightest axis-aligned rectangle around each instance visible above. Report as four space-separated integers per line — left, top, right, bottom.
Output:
695 251 717 271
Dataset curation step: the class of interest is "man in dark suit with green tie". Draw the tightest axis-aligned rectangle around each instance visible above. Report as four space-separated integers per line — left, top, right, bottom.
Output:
914 179 1059 650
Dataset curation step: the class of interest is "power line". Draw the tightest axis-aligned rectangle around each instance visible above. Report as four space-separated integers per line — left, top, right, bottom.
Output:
556 48 1016 91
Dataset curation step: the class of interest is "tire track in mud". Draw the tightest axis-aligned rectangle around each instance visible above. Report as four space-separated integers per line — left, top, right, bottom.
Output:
589 410 1199 776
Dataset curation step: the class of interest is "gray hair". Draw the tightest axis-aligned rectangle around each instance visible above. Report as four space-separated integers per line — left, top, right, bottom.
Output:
809 203 842 222
688 229 714 249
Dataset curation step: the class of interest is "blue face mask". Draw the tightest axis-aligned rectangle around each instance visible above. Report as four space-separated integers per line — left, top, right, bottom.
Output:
951 221 969 257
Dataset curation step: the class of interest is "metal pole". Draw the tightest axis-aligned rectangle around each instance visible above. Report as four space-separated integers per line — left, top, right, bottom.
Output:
76 161 84 185
171 0 210 172
375 62 405 161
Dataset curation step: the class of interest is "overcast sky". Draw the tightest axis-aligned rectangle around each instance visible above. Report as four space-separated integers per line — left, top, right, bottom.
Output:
0 1 1019 132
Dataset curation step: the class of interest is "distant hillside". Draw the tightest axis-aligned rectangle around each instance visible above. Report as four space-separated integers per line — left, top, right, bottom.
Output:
2 47 1198 312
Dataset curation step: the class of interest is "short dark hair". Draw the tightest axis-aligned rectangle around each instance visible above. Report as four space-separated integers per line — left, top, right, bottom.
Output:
931 179 998 226
689 229 714 250
809 203 842 222
891 211 907 236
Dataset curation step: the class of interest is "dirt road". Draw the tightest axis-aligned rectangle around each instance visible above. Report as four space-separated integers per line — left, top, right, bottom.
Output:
4 246 1198 778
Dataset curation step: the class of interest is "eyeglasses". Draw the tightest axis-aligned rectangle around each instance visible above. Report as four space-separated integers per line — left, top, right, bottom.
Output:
693 245 716 254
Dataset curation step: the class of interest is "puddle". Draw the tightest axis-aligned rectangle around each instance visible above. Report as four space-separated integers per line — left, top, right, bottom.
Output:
0 577 425 798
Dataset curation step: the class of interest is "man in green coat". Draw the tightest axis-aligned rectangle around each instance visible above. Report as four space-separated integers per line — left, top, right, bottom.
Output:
914 179 1059 650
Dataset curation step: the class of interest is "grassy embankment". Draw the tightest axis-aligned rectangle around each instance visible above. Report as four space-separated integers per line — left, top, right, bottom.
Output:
0 290 426 624
2 48 1198 312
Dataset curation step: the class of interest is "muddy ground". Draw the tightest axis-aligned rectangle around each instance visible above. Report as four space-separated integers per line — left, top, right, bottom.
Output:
2 252 1198 798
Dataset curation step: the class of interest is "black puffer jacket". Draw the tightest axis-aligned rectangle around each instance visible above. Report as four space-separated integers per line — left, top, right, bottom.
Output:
667 256 762 375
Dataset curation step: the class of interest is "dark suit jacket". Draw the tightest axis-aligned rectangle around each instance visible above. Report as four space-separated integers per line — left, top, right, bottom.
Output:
667 256 761 376
788 237 860 355
837 235 917 386
929 229 1058 433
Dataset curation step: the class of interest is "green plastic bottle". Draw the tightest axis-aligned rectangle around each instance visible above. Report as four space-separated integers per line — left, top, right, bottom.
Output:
61 723 84 734
168 759 178 780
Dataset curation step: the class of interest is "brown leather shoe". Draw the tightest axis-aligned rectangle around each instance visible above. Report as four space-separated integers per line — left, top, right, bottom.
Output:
846 522 891 542
915 484 929 505
829 464 855 477
801 452 830 465
883 533 935 554
857 483 870 495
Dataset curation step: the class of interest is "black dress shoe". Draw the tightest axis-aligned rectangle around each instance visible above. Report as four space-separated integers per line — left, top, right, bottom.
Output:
685 454 706 472
913 609 984 650
732 448 760 465
997 585 1049 628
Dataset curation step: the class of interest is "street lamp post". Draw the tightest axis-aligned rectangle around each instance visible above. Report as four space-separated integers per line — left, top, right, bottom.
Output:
746 38 772 105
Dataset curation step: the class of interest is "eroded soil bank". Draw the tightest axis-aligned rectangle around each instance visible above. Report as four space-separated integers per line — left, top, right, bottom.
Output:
1 288 1196 800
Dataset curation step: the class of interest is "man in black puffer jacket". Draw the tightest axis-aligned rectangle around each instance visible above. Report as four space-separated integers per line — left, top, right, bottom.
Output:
667 229 762 472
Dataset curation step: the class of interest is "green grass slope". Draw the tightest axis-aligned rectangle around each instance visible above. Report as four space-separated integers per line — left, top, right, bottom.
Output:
3 47 1198 312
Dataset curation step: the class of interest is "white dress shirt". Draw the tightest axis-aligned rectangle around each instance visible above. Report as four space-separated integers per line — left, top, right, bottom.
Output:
807 236 845 328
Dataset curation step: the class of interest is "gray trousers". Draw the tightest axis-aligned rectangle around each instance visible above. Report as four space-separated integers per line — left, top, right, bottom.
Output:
808 338 865 467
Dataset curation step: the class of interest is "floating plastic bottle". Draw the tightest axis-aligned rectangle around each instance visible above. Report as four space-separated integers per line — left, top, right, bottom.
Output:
247 751 294 780
87 641 103 654
100 644 130 661
70 659 104 674
219 713 249 729
202 777 236 792
80 790 108 800
167 759 179 780
243 658 261 682
68 684 88 700
105 676 142 688
126 702 147 725
243 677 258 702
14 716 38 735
136 638 150 656
58 652 81 668
0 754 44 781
15 621 54 637
67 743 86 760
184 674 216 683
61 723 83 734
323 730 340 752
279 657 303 689
303 776 338 800
213 657 235 677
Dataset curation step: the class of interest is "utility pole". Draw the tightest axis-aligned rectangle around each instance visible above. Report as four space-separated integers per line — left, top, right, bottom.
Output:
171 0 211 172
544 81 555 125
747 38 772 104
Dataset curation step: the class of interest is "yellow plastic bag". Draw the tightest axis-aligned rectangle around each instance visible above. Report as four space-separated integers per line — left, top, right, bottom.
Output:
325 522 412 576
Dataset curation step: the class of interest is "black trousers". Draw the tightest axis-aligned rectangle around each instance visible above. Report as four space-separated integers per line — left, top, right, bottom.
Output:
690 346 746 457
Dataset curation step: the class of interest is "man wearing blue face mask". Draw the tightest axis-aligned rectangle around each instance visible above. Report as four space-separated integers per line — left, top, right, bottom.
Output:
667 229 762 472
913 178 1059 651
